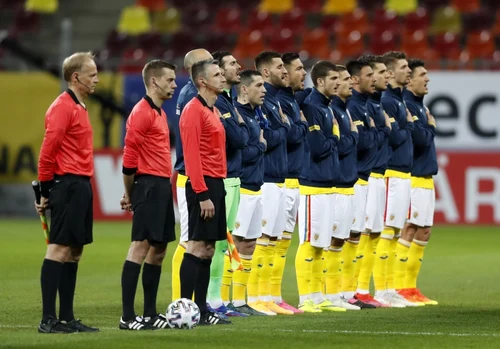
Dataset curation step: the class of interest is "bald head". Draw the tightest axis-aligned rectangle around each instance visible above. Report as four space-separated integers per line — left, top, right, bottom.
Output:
184 49 213 76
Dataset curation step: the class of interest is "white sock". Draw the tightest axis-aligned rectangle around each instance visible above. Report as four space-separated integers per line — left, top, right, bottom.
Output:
299 294 311 305
273 296 282 304
208 300 223 309
223 301 230 306
248 296 258 304
311 292 324 304
232 300 245 307
259 295 272 302
375 290 386 299
343 291 355 300
356 288 370 295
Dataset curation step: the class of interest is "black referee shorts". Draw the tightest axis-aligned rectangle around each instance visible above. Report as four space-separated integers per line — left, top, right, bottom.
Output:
131 175 176 244
186 176 226 242
49 174 93 246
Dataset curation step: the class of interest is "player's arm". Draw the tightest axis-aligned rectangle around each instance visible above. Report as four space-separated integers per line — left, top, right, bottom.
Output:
179 104 209 200
262 104 290 150
218 106 249 150
303 104 338 161
335 112 359 157
38 105 72 197
408 105 435 147
382 102 414 147
348 106 376 151
280 100 308 145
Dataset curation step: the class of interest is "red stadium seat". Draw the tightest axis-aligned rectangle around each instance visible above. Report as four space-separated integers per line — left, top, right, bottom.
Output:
335 8 369 37
267 28 297 53
137 32 163 55
214 6 242 34
420 0 448 12
450 0 480 13
332 30 365 60
301 28 330 60
357 0 384 10
0 0 23 10
233 30 266 63
119 48 147 73
432 32 461 60
278 9 306 35
401 30 438 66
403 7 430 34
182 3 212 28
247 10 275 35
372 8 400 36
493 11 500 35
166 31 197 58
9 9 40 34
465 31 495 59
370 31 399 54
321 15 338 32
136 0 165 12
483 0 500 12
204 33 234 53
105 30 131 55
462 10 494 34
295 0 322 13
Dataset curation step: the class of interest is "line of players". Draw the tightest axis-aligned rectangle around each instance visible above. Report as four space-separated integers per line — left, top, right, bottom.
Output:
170 49 438 317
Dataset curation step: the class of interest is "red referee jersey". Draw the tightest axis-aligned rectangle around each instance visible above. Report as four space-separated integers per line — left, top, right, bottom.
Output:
122 96 172 178
38 89 93 183
180 95 226 198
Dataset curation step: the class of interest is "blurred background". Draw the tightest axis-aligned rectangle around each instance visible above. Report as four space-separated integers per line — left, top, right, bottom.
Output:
0 0 499 225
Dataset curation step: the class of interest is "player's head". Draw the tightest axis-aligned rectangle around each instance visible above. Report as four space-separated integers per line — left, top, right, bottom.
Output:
142 60 177 101
383 51 411 88
192 59 225 95
282 52 306 92
63 51 99 95
359 54 389 92
184 49 213 76
255 51 288 88
346 59 375 94
310 60 339 98
407 59 430 97
335 65 353 100
212 51 241 86
237 69 266 107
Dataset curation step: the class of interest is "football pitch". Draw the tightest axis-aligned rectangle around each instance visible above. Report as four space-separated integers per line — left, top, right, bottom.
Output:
0 219 499 348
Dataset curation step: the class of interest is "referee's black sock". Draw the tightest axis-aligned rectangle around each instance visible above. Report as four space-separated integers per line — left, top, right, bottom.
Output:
194 258 212 315
41 259 63 322
180 253 200 303
121 260 141 321
142 263 161 318
58 262 78 322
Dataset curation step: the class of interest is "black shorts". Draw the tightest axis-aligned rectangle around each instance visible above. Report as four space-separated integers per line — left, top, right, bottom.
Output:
186 176 226 242
49 174 93 246
131 175 176 244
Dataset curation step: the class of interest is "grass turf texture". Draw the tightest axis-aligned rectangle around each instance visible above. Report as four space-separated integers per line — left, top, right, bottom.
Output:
0 219 499 349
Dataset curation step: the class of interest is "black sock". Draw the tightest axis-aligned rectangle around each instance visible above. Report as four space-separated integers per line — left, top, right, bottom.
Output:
58 262 78 322
121 260 141 321
180 253 200 302
194 258 212 315
41 259 63 322
142 263 162 318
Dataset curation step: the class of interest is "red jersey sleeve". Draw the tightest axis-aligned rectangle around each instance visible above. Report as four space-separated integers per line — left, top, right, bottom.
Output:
180 102 209 199
122 106 153 173
38 104 72 182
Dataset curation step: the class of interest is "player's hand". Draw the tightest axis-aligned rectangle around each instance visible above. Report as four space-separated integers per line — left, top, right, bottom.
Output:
426 109 436 127
120 193 132 212
299 110 307 122
369 117 375 128
333 117 339 127
278 102 290 125
384 111 392 130
35 196 49 215
200 199 215 220
406 108 414 123
259 129 267 150
235 108 245 124
349 116 358 133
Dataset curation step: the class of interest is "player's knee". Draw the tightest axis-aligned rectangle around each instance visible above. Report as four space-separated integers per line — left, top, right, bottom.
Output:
67 246 83 263
45 244 70 262
127 241 149 263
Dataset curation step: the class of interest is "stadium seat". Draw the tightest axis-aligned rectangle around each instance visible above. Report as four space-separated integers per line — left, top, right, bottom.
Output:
402 8 430 34
420 0 448 12
9 9 40 33
450 0 480 13
278 9 305 35
321 15 338 32
401 30 436 62
429 6 462 35
233 30 266 62
462 10 494 34
333 30 365 60
372 8 400 36
152 7 181 34
370 31 399 55
385 0 417 15
493 11 500 35
323 0 357 15
204 33 234 54
117 5 152 35
214 6 242 34
465 31 495 60
335 9 369 37
136 0 165 12
295 0 322 13
0 0 23 11
119 48 147 73
25 0 58 13
483 0 500 12
233 0 260 11
267 28 297 53
182 3 212 29
105 30 131 56
259 0 293 14
432 32 461 60
164 31 196 59
137 32 163 55
357 0 384 10
247 10 275 35
300 28 330 60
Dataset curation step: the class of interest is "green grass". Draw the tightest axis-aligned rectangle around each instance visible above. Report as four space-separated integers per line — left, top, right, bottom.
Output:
1 220 499 348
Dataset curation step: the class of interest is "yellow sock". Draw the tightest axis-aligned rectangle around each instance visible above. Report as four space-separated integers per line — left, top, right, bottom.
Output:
171 243 186 302
405 239 427 289
271 233 292 302
341 240 358 294
295 242 314 298
247 238 268 303
322 248 328 294
258 241 276 300
221 253 232 304
310 247 324 294
373 227 394 292
351 234 369 292
386 235 399 290
394 239 411 290
325 247 342 297
232 254 252 306
357 234 380 292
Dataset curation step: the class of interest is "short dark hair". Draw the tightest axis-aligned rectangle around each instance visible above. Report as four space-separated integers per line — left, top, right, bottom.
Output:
237 69 262 93
282 52 300 66
192 59 219 88
310 60 338 87
336 65 347 72
346 59 370 77
408 58 425 77
211 51 232 68
382 51 407 71
255 51 281 71
358 54 385 69
142 60 176 87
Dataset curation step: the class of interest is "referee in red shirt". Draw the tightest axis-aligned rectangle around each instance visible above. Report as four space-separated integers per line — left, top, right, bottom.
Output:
35 52 99 333
119 60 178 330
179 59 231 325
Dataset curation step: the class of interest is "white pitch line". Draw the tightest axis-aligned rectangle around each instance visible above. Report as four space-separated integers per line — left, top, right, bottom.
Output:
1 324 499 338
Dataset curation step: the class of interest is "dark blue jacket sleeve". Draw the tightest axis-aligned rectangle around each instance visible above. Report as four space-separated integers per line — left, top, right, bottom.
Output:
303 104 338 160
383 101 414 147
337 130 359 157
349 106 377 151
242 142 266 164
220 115 249 150
280 102 308 145
262 105 290 150
408 105 435 147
